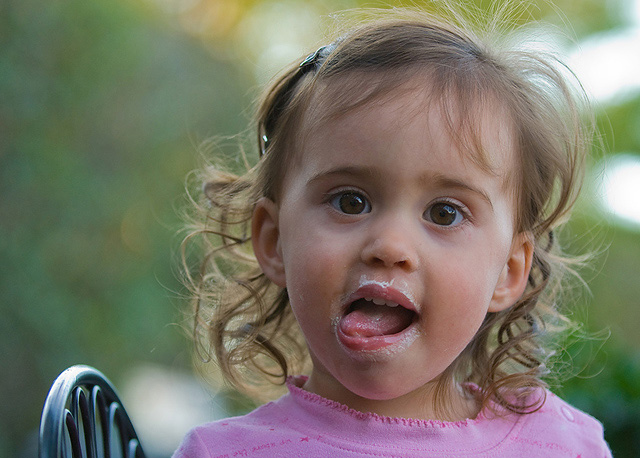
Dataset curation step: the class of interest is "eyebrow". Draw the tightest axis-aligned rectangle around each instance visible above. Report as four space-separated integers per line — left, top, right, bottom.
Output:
307 166 381 184
308 166 494 210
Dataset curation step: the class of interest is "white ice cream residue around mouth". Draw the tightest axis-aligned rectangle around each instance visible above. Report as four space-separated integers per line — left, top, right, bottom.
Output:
356 276 418 312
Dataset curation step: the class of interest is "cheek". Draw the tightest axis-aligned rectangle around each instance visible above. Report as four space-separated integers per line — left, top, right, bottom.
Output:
430 285 491 326
426 251 504 327
283 234 340 278
280 228 344 304
444 233 509 281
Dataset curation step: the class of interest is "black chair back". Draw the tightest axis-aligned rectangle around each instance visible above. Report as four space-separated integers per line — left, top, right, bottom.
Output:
39 365 146 458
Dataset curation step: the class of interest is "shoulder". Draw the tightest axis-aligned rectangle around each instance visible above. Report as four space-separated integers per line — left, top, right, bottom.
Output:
171 396 314 458
512 390 612 457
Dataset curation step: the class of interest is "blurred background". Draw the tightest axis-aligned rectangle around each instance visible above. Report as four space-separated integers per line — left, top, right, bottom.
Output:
2 0 639 456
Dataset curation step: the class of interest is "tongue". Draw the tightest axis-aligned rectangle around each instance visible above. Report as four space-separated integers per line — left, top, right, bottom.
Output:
339 300 415 337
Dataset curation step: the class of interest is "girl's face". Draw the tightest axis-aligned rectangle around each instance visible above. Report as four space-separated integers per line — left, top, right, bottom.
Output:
252 85 532 420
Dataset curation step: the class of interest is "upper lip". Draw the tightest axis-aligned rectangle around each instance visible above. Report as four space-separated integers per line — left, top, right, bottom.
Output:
344 280 418 314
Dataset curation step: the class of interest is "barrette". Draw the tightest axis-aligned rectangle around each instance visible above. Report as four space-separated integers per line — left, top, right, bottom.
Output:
260 44 335 156
299 45 331 69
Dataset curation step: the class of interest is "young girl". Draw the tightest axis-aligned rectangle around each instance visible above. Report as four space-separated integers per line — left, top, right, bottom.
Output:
175 6 612 457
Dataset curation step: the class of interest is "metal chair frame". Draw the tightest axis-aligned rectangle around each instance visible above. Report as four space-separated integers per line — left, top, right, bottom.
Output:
39 365 146 458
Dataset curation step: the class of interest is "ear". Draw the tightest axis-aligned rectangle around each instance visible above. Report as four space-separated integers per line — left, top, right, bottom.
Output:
488 232 534 313
252 197 287 288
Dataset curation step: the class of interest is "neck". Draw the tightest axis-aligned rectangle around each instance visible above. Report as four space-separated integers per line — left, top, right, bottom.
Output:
302 372 480 422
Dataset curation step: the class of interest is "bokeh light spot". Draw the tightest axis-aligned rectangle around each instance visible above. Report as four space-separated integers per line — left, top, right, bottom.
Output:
598 154 640 227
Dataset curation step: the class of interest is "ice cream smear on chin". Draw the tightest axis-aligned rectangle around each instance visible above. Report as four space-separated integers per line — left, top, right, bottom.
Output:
339 278 418 338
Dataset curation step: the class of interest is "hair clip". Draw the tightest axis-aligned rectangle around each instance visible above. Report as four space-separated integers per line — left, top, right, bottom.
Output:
260 43 336 156
299 45 330 69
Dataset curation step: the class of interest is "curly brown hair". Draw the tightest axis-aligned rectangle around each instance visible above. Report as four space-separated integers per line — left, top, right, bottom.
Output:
182 6 593 417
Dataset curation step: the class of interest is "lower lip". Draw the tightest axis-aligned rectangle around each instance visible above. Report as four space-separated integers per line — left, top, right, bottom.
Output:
335 319 420 355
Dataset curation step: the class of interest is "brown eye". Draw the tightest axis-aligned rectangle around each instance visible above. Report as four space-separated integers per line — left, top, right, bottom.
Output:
331 192 371 214
427 203 461 226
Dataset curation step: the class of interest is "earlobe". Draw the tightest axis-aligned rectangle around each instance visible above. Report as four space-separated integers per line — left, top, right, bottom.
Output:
488 233 534 313
252 197 287 288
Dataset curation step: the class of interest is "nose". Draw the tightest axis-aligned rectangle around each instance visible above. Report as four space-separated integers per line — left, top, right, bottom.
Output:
360 218 419 272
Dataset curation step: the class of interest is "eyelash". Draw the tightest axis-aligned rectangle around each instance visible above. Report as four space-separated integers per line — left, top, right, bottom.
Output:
325 190 471 227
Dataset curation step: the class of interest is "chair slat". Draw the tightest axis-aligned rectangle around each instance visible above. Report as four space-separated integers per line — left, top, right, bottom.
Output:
39 365 147 458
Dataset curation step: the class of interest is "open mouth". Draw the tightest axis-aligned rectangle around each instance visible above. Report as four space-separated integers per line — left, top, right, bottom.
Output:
339 297 418 338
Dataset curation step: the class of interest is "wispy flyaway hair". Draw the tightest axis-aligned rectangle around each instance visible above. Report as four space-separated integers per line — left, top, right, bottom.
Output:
183 5 594 415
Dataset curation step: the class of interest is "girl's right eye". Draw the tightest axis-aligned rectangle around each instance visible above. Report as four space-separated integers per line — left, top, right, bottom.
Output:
329 191 371 215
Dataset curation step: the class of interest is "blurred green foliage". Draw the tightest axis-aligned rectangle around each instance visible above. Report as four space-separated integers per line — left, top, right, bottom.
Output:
0 0 250 454
560 343 640 456
1 0 639 457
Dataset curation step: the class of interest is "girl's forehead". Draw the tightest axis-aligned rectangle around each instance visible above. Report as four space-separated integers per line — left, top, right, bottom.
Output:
297 74 517 178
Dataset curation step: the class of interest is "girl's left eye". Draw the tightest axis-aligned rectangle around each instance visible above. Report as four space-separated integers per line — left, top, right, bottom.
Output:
424 202 465 226
329 191 371 215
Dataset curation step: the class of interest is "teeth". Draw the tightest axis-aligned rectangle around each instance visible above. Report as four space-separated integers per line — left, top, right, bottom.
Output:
365 297 399 308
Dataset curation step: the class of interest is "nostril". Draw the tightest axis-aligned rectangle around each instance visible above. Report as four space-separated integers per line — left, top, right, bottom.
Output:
361 235 418 270
368 253 414 270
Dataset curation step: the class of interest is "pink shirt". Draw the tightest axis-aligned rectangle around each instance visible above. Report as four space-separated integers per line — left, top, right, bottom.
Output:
173 377 612 458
